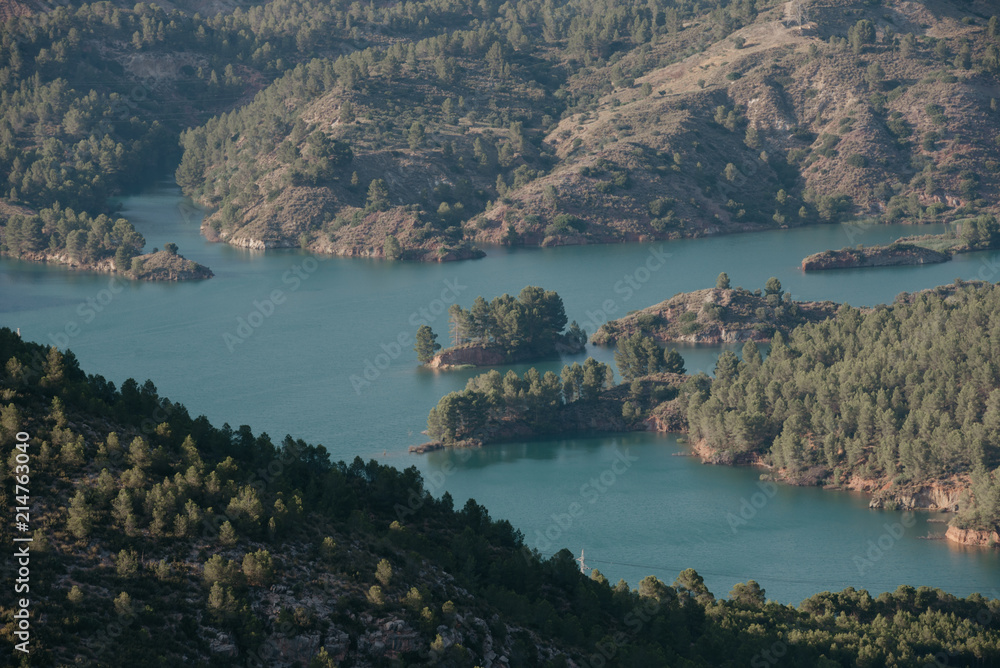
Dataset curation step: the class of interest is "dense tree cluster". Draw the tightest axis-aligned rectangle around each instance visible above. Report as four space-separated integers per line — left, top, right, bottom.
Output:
2 203 144 268
686 282 1000 506
427 358 614 443
958 213 1000 248
614 331 685 381
443 285 585 357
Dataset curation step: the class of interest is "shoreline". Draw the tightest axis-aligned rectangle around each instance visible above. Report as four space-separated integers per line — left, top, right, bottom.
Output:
414 426 986 548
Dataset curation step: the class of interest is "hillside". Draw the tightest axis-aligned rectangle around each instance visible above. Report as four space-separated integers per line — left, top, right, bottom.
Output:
1 0 999 267
5 327 1000 665
481 0 1000 245
173 0 1000 258
591 278 840 345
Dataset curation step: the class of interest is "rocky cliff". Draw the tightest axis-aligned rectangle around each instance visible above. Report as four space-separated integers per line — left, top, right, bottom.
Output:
946 526 1000 547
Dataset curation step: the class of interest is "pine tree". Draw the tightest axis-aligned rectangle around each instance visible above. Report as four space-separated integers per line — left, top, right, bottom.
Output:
414 325 441 363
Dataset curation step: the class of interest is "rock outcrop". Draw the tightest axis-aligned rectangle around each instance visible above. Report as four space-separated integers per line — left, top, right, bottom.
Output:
129 250 214 280
946 526 1000 547
801 244 950 271
428 344 508 369
592 287 839 345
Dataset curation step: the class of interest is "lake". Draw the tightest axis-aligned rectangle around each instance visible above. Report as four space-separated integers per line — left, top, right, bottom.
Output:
3 180 998 603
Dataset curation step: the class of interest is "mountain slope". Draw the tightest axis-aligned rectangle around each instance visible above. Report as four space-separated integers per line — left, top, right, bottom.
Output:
175 0 1000 258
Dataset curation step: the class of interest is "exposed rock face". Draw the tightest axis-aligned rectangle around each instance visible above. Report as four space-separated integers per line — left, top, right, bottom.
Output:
801 244 950 271
690 439 974 520
946 526 1000 547
202 197 486 263
409 441 446 454
429 344 508 368
428 333 586 369
868 483 962 512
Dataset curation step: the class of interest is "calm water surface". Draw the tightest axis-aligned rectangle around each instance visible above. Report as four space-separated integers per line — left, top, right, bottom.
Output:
3 181 998 603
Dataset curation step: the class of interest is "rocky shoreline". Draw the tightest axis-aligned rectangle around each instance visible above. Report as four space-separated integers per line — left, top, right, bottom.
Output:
801 243 950 271
413 407 991 548
201 204 485 263
689 436 990 548
6 249 213 281
427 338 588 370
945 526 1000 547
427 344 508 369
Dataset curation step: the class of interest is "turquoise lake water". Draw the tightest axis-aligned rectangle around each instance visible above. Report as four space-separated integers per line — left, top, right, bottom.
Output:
3 181 998 603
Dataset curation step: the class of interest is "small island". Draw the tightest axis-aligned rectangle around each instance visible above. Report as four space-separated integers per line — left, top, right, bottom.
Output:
802 243 949 270
1 204 213 280
414 286 587 369
802 214 1000 272
417 330 695 450
591 275 839 345
127 248 214 281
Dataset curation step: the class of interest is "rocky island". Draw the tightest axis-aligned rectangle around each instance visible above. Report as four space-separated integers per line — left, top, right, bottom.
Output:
591 275 839 345
127 249 214 281
802 214 1000 272
801 243 949 271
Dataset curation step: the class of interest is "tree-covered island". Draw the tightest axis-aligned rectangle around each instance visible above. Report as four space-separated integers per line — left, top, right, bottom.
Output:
414 286 587 368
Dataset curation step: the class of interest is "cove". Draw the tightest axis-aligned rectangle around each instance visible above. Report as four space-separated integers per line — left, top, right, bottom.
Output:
2 180 998 603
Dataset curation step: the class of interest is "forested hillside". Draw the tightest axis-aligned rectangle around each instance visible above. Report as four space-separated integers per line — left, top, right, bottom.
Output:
1 0 999 266
0 0 471 270
4 327 1000 665
175 0 1000 257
